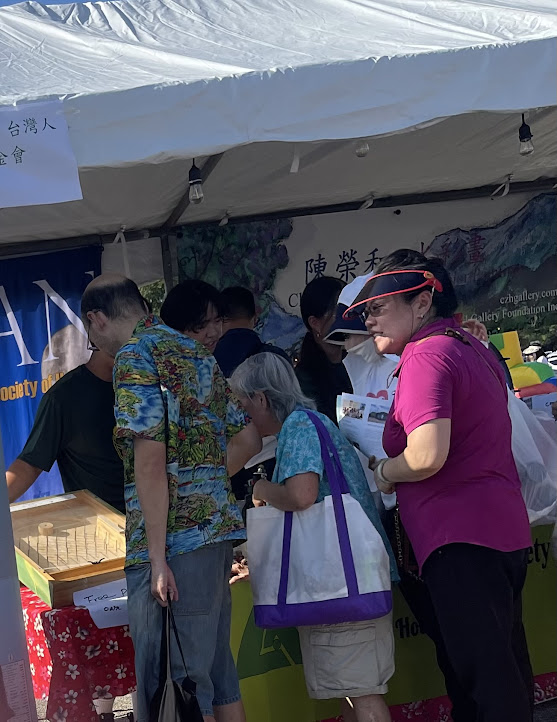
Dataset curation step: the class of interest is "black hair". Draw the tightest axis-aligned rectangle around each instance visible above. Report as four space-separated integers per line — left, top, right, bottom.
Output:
375 249 459 318
221 287 256 320
81 277 146 323
296 276 350 422
300 276 345 330
160 279 224 332
142 296 153 314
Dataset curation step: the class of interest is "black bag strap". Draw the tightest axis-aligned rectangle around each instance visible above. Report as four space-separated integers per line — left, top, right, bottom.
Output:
167 598 190 677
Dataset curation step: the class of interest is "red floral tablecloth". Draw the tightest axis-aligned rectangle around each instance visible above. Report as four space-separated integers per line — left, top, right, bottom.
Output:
21 586 136 722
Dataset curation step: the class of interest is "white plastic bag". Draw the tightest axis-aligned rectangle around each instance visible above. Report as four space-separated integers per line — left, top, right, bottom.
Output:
508 389 557 526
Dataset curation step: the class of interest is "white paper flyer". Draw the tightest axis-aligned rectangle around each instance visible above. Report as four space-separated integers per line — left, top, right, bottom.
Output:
73 578 128 630
337 392 391 460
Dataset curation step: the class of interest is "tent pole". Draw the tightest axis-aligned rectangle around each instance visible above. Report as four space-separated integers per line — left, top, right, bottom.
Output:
0 431 38 721
160 234 176 292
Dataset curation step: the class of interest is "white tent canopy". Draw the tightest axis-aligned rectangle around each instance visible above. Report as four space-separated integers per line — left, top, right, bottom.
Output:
0 0 556 245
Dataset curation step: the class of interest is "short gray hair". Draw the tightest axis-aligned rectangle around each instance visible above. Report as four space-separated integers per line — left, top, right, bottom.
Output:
230 353 316 424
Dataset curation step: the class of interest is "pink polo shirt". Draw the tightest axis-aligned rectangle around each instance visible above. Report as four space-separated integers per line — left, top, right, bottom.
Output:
383 318 531 572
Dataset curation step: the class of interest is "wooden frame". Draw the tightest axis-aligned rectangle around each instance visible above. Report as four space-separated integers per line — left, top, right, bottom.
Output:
11 490 126 608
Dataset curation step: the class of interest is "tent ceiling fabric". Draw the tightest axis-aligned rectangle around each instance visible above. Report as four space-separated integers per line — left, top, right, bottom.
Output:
0 0 556 244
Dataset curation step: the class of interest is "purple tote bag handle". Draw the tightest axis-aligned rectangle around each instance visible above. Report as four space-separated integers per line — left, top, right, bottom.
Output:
277 411 359 605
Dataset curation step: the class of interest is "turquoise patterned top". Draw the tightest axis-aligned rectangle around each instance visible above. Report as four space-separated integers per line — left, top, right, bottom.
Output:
273 409 398 581
113 316 248 567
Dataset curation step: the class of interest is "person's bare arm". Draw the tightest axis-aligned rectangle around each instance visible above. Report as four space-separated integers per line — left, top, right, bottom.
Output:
227 423 262 476
371 419 451 493
253 472 319 512
6 459 42 503
133 438 177 605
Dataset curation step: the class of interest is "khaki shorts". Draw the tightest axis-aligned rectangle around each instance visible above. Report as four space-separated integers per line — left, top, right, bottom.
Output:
298 613 394 700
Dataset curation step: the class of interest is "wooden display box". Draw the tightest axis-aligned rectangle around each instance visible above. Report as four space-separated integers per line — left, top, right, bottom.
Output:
10 490 126 608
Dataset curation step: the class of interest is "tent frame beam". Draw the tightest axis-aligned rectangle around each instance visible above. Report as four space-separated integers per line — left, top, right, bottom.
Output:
0 176 555 259
184 177 557 228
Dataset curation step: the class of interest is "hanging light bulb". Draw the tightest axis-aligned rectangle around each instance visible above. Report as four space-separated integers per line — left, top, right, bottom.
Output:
518 114 534 156
355 140 370 158
188 160 204 204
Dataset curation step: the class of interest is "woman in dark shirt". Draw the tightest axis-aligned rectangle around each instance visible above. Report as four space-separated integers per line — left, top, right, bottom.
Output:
295 276 352 422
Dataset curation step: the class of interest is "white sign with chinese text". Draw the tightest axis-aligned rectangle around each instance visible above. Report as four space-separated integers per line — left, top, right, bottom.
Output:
0 101 82 208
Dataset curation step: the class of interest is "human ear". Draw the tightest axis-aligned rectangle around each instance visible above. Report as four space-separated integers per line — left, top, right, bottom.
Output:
254 391 268 409
413 290 433 318
307 315 321 334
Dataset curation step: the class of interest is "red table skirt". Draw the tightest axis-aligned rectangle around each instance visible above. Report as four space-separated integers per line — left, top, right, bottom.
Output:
21 586 136 722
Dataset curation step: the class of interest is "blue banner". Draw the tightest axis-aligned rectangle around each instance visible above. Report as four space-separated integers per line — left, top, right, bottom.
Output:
0 246 102 500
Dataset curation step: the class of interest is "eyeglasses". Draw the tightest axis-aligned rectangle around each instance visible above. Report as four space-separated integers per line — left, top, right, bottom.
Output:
87 335 98 352
86 309 101 351
358 303 387 323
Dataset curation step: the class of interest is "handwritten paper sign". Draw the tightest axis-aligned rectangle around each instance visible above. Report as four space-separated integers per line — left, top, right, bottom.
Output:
73 578 129 630
0 100 82 208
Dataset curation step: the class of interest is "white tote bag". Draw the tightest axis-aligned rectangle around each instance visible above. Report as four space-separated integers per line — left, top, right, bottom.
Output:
247 411 392 629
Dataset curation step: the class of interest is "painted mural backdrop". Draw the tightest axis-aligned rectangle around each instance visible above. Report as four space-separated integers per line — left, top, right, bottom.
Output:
177 220 305 352
427 193 557 347
178 194 557 353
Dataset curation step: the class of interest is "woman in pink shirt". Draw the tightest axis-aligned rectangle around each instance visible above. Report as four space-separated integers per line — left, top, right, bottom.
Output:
344 249 533 722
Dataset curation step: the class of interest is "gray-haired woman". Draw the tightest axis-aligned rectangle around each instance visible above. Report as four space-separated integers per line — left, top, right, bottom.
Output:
230 353 397 722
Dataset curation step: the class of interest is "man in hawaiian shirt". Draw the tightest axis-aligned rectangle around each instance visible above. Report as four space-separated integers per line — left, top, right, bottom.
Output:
81 274 261 722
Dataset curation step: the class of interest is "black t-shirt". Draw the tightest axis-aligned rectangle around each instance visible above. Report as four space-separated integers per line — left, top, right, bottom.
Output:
18 365 125 512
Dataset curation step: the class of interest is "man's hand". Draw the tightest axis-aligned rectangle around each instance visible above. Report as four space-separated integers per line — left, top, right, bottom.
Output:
150 558 179 607
369 455 395 495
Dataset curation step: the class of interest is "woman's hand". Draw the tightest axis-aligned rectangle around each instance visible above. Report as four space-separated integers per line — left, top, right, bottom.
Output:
369 455 395 495
252 480 267 506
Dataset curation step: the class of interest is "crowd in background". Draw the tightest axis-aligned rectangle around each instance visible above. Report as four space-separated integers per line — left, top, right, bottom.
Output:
7 249 548 722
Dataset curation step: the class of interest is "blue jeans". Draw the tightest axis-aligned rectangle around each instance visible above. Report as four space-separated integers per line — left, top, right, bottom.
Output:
126 542 241 720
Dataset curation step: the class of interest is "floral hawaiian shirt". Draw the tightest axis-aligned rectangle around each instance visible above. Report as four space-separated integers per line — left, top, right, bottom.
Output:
113 316 248 567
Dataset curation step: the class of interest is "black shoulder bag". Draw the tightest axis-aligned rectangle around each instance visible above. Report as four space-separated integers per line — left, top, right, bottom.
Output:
149 600 204 722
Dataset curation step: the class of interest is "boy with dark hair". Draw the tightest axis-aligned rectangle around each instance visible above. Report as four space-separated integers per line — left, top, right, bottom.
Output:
214 287 291 499
214 286 290 377
160 279 224 353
